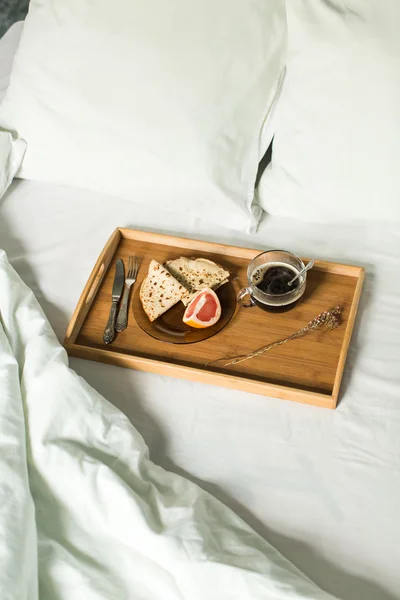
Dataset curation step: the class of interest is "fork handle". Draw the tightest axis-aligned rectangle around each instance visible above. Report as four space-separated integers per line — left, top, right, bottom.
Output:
103 300 119 344
116 285 130 332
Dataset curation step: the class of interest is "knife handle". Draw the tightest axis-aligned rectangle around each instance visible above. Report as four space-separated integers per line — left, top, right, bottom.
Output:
116 285 130 332
103 300 118 344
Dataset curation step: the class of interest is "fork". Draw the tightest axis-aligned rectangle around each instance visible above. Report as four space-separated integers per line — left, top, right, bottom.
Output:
115 256 140 332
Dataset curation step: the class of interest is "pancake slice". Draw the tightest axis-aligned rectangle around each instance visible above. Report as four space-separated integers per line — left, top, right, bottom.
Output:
140 260 185 322
165 257 230 306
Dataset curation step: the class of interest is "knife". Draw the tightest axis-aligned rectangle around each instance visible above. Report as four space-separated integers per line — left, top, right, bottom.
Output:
103 259 125 344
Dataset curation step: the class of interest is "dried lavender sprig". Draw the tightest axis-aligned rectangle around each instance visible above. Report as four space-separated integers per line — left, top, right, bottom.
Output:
206 306 342 367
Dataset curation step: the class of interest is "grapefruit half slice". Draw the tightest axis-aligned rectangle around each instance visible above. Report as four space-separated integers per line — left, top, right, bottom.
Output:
182 287 221 329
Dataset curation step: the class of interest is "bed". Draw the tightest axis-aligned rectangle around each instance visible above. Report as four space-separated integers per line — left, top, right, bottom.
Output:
1 7 400 600
2 169 400 600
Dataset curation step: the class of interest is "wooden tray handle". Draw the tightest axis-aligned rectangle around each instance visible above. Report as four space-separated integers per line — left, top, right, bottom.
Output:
64 228 121 345
86 263 105 305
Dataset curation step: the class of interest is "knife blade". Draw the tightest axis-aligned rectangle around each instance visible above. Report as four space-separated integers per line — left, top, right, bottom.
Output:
103 259 125 344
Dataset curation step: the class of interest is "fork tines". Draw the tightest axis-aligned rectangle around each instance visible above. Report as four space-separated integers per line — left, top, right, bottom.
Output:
127 255 140 280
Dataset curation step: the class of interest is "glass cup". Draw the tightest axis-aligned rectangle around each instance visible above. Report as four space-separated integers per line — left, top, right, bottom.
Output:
237 250 307 312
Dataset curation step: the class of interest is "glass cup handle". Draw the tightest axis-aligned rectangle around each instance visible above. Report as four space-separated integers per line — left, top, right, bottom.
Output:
237 286 256 308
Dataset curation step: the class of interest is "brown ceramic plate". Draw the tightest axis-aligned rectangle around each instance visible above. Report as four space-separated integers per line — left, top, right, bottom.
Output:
132 282 236 344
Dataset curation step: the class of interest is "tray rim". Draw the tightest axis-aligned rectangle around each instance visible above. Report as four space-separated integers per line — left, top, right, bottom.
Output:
64 227 365 409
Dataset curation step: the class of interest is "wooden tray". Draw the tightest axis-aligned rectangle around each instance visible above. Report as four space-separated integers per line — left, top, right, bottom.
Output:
64 228 364 409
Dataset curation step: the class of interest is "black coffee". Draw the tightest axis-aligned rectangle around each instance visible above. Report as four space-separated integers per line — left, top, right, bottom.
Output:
255 264 298 295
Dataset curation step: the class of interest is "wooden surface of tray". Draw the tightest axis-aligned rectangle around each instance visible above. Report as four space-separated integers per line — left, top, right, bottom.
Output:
64 228 364 409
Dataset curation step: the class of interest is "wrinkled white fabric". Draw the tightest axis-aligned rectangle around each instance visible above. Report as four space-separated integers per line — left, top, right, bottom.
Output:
0 23 26 201
0 250 335 599
0 131 25 199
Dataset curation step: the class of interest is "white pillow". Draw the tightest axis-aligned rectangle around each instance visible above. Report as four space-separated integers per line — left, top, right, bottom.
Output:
258 0 400 222
0 1 287 233
0 22 24 102
0 22 26 201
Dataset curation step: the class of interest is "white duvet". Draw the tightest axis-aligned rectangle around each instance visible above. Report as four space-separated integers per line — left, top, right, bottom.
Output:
0 248 335 599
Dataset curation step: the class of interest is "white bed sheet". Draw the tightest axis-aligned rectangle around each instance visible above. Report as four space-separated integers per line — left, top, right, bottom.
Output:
1 178 400 600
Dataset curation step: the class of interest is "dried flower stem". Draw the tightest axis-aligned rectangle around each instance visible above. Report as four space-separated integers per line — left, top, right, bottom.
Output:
206 306 342 367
